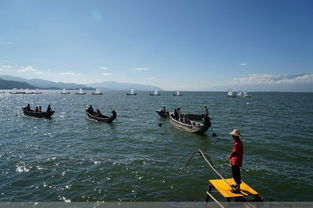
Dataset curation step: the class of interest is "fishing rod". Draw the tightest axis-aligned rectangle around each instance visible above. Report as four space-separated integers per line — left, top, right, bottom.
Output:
183 149 231 187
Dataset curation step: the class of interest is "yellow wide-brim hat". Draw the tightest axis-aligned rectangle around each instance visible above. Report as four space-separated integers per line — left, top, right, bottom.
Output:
230 129 241 137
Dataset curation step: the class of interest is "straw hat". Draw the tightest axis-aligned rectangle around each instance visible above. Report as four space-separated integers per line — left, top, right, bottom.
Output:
230 129 241 137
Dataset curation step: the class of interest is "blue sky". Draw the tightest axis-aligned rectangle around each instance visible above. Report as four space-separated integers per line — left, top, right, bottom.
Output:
0 0 312 91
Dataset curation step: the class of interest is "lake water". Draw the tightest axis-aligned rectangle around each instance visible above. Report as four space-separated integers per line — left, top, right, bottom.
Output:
0 91 312 202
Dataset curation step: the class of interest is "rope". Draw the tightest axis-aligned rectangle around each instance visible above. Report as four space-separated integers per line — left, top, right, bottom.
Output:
206 191 225 208
198 149 231 187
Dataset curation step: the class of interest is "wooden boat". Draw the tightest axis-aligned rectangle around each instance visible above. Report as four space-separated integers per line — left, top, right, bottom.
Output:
22 108 54 118
86 110 116 123
169 114 210 134
126 89 137 95
92 89 103 95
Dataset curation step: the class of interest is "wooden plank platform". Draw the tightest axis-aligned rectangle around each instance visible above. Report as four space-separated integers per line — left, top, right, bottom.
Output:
209 178 259 198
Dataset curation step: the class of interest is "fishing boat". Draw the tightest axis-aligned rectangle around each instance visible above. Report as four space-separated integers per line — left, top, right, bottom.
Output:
22 107 54 118
226 89 236 98
126 89 137 95
237 91 243 97
169 113 211 134
92 89 103 95
86 110 116 123
156 109 204 120
173 90 182 96
75 88 86 95
61 89 70 94
149 89 160 96
242 91 251 98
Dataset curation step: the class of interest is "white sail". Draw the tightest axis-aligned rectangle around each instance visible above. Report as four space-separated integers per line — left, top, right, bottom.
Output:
131 89 134 94
176 91 180 95
154 89 158 95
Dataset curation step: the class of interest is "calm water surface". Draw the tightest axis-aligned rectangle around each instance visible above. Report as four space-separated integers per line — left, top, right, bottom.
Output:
0 91 312 201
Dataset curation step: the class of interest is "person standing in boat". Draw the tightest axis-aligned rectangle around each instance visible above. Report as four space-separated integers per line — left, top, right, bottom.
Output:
112 109 117 119
228 129 243 193
87 105 94 114
47 105 52 112
26 104 31 111
203 106 209 118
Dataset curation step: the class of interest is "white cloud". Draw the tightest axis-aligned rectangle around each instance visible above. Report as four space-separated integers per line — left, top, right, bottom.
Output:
59 72 81 76
99 66 109 70
0 65 13 71
240 63 248 66
17 66 48 74
101 72 112 76
233 74 313 85
130 67 149 71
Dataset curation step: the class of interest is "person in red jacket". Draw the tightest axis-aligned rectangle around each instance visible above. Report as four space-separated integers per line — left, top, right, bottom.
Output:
228 129 243 193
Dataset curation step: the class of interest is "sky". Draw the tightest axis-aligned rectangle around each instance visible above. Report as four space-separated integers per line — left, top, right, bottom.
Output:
0 0 312 91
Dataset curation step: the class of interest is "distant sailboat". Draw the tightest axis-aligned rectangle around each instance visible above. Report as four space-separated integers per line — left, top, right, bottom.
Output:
126 89 137 95
173 90 182 96
237 91 243 97
75 88 86 95
227 89 236 98
149 89 160 96
242 91 251 98
92 89 103 95
33 89 42 94
61 89 70 94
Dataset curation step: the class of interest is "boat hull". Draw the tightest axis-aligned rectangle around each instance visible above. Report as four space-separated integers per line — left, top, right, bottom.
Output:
22 108 54 118
169 115 210 134
86 111 115 123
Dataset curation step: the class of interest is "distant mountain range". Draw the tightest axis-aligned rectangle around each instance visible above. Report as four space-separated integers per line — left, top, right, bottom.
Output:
0 75 163 91
0 78 37 89
0 75 93 90
88 81 163 91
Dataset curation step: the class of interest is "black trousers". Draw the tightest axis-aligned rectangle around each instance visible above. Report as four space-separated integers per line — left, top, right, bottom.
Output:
232 165 241 185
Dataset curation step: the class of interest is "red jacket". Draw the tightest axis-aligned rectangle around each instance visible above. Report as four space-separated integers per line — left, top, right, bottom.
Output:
230 138 243 167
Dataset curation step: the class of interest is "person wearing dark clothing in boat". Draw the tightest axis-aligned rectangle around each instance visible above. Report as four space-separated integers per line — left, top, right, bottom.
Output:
35 106 39 112
203 106 209 118
161 107 166 113
87 105 94 114
112 109 117 119
39 106 42 113
228 129 243 193
47 105 52 112
174 108 179 120
25 104 31 111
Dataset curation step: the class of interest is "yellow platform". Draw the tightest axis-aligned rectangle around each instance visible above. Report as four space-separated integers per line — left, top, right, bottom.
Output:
209 178 259 198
